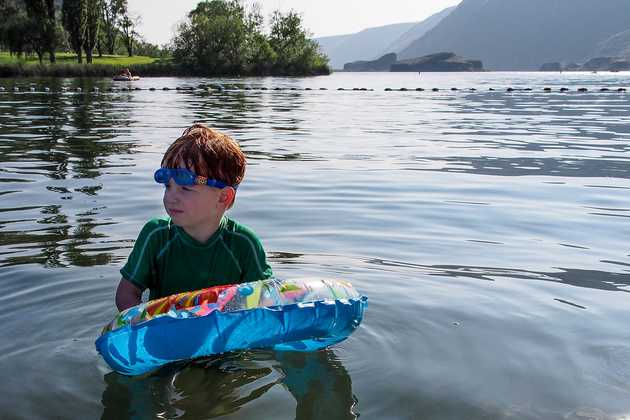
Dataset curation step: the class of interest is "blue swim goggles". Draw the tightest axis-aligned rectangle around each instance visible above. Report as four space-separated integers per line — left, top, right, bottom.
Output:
154 168 237 189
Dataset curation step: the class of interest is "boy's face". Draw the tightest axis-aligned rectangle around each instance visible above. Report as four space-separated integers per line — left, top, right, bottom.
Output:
162 174 233 234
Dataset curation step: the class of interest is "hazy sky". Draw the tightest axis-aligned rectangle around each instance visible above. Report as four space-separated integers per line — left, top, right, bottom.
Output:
128 0 461 46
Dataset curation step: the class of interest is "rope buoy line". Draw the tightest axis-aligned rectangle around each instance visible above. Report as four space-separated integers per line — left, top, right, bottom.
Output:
0 86 627 94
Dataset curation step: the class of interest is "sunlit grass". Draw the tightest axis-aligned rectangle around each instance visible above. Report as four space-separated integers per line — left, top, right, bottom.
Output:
0 52 158 65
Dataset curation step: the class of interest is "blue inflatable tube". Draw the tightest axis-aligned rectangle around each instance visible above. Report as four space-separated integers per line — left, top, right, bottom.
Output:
96 278 368 376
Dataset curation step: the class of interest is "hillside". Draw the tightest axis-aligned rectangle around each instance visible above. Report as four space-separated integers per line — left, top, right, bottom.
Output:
315 22 416 70
378 6 456 56
399 0 630 70
595 29 630 59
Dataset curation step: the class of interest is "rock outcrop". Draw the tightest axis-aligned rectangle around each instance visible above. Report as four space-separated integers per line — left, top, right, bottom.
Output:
390 52 483 72
540 57 630 71
343 53 398 71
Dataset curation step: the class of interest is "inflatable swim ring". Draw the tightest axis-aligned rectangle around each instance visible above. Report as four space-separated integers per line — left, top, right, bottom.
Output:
112 76 140 81
95 278 368 376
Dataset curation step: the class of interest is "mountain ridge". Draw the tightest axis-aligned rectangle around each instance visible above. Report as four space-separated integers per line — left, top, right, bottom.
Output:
315 6 456 70
399 0 630 70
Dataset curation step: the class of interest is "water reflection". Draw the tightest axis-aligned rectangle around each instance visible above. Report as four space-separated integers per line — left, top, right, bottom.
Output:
0 83 137 267
101 350 357 420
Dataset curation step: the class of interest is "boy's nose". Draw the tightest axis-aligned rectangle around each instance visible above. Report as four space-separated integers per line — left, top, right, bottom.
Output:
163 180 180 202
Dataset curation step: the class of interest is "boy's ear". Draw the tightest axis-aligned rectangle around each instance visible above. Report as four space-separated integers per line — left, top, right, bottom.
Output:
219 187 236 208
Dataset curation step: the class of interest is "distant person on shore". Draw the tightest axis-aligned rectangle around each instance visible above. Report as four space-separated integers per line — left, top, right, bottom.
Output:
114 123 274 312
118 68 132 78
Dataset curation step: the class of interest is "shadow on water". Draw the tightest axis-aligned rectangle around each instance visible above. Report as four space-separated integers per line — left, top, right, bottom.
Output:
270 252 630 293
100 350 357 420
406 156 630 178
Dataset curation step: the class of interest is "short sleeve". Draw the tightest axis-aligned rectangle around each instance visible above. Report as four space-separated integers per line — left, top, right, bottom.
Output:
238 229 274 283
120 220 167 291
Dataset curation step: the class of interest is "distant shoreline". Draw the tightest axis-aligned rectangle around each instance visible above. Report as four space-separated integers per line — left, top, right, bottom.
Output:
0 63 331 78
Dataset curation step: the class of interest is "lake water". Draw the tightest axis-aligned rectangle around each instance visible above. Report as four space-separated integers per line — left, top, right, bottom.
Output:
1 72 629 420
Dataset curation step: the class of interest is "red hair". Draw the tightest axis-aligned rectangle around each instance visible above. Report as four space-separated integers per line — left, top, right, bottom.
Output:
161 123 246 187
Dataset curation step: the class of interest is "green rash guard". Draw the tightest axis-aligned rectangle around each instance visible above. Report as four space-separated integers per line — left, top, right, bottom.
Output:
120 216 274 300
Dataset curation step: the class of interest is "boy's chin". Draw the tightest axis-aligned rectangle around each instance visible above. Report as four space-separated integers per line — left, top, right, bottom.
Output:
167 212 185 224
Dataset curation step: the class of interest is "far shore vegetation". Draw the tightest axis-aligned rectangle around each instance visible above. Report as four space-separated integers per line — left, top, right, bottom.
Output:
0 0 330 78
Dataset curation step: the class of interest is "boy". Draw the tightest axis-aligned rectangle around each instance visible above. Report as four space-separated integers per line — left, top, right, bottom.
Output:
115 123 273 311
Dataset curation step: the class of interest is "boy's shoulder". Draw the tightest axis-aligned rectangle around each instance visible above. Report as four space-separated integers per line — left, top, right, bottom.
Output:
143 216 171 230
222 217 260 238
221 217 265 247
137 216 172 239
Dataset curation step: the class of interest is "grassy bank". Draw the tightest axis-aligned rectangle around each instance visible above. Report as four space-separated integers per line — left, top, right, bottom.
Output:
0 52 158 66
0 52 179 77
0 52 330 77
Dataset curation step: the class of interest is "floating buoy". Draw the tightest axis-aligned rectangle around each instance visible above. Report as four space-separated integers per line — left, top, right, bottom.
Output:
11 85 621 95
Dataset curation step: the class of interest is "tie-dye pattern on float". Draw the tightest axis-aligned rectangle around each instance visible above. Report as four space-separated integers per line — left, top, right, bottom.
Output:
96 278 368 375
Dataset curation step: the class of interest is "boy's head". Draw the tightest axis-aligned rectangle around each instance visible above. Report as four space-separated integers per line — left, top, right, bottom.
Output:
161 123 246 189
160 124 246 219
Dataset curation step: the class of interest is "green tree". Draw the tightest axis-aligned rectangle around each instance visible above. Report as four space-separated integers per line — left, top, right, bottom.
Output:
84 0 101 63
44 0 58 63
171 1 329 76
23 0 59 63
172 0 254 74
119 11 138 56
268 10 329 75
102 0 126 55
62 0 87 63
0 2 29 56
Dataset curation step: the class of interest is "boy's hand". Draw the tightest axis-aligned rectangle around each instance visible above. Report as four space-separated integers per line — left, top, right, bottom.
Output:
115 278 142 312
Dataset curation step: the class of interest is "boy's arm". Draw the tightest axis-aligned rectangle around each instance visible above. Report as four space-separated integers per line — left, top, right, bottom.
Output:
240 234 274 282
115 278 142 312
